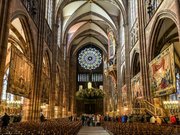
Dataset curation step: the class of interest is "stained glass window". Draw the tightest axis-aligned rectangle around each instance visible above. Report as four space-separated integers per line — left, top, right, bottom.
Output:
78 47 102 70
2 68 9 100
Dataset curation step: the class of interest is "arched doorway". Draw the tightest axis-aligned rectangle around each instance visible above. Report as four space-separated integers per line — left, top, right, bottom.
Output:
132 52 140 77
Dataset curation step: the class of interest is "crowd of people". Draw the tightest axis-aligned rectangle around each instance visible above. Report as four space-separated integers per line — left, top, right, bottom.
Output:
0 113 22 129
101 113 180 134
102 113 180 125
81 114 102 126
79 113 180 127
0 112 179 134
68 114 78 122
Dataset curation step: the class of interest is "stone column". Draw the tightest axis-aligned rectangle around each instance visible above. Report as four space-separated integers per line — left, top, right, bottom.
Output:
116 45 123 115
22 98 30 121
103 74 109 115
59 82 63 117
48 0 58 119
65 57 70 116
70 55 77 115
61 55 69 117
57 48 64 117
137 0 151 101
124 23 132 113
28 0 45 121
0 0 11 103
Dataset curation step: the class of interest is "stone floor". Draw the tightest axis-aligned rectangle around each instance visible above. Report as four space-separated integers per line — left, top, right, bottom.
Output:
78 126 110 135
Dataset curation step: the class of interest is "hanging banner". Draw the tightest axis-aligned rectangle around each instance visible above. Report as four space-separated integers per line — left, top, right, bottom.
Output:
41 73 50 104
131 72 143 99
149 45 176 97
8 46 33 98
108 31 116 60
122 85 128 107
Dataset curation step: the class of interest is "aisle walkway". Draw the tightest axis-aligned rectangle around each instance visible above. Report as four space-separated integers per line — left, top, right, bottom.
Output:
78 126 110 135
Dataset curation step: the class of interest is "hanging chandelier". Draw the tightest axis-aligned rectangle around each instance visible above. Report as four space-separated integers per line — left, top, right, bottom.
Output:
76 82 105 100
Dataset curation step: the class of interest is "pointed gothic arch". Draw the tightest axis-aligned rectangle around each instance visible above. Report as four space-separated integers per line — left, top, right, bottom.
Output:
148 10 180 61
1 13 34 120
131 51 140 77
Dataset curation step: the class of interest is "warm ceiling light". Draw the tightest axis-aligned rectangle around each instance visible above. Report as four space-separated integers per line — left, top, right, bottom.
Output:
88 82 92 89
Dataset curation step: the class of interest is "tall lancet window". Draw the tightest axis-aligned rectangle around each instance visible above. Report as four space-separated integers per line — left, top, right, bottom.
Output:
57 18 61 47
45 0 53 29
129 0 138 28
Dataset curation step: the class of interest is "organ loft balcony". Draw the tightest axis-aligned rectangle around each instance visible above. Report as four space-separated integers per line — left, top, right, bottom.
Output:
104 59 117 85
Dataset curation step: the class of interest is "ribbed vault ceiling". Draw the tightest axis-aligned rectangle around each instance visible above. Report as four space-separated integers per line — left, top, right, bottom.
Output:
56 0 126 57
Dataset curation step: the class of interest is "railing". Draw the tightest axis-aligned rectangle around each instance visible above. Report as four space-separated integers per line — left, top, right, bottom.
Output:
132 99 165 117
143 100 164 117
132 108 145 115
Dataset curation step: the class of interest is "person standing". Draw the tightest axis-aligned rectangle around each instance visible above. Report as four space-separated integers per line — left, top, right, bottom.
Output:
40 113 46 122
150 116 156 124
170 114 177 124
156 116 162 124
1 113 10 128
